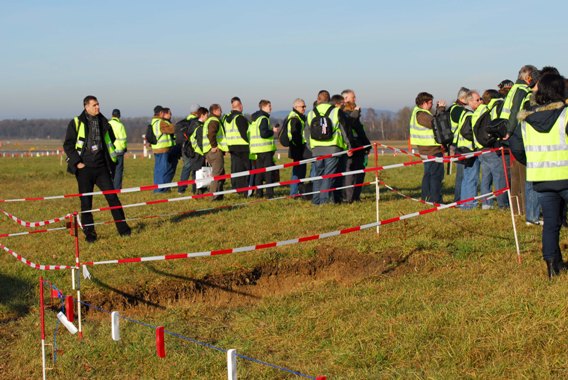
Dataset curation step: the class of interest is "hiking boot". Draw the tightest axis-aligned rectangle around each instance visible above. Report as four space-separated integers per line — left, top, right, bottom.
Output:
85 230 97 243
545 257 566 279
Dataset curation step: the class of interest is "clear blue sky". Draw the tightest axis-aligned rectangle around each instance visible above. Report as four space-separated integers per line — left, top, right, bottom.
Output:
1 0 567 119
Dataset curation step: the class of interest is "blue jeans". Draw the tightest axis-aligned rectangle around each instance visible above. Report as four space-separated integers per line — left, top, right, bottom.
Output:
177 155 192 193
153 151 177 193
454 163 464 202
422 153 444 203
479 152 509 208
537 189 568 261
113 154 124 190
312 157 339 205
526 181 541 223
290 163 307 195
460 158 480 209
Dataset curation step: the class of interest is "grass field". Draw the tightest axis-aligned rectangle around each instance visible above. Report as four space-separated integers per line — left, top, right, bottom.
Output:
0 145 566 379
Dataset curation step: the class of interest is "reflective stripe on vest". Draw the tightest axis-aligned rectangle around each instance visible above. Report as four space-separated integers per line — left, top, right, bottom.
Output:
408 106 439 146
522 107 568 181
286 111 305 145
190 123 204 156
306 104 347 150
150 118 175 150
248 115 276 154
456 111 475 151
73 117 117 163
501 83 530 120
224 113 249 146
108 117 127 153
202 116 228 154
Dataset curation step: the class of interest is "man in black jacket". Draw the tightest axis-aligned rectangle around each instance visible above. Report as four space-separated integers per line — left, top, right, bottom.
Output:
341 89 371 203
286 98 310 195
223 97 251 193
63 95 131 243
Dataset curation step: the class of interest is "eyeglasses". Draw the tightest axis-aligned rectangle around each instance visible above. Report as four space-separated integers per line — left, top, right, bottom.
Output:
299 105 306 108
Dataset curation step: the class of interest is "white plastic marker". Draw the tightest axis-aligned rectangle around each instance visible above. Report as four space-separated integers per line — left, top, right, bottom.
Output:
57 312 78 334
227 349 237 380
111 311 120 341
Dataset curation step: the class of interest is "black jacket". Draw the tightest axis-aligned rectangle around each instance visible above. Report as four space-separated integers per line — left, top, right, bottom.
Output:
287 109 311 160
344 108 371 149
518 101 568 192
63 111 116 175
224 111 250 153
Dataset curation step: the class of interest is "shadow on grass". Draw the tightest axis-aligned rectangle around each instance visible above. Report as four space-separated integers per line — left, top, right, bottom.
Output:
146 264 260 300
89 276 166 310
0 273 33 321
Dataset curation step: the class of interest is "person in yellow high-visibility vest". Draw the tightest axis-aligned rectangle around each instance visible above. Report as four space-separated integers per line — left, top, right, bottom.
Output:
518 73 568 278
108 108 127 189
63 95 131 243
408 92 446 204
249 99 278 198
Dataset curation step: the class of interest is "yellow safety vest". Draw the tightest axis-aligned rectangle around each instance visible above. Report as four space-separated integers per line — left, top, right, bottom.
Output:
202 116 228 154
224 112 249 146
456 110 475 151
74 117 117 163
108 117 127 154
522 106 568 181
501 83 530 120
150 118 175 150
248 114 276 154
286 111 306 145
408 106 439 146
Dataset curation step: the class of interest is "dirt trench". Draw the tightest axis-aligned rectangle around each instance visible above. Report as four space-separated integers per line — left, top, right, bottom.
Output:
83 246 411 313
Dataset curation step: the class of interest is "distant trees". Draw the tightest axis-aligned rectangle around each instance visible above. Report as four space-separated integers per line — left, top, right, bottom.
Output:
0 107 415 142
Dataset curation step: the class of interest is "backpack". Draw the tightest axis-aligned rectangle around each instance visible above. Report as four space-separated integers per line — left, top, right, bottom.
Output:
278 117 290 147
175 118 192 146
145 123 157 145
473 110 497 148
432 110 454 146
310 106 334 141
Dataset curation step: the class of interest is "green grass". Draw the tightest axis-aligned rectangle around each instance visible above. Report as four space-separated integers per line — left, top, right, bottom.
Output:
0 149 565 379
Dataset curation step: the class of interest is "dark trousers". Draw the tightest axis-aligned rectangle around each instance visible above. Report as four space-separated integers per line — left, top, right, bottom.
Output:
422 153 444 204
113 154 124 190
229 151 251 191
344 151 366 203
76 166 128 234
254 151 276 198
538 190 568 261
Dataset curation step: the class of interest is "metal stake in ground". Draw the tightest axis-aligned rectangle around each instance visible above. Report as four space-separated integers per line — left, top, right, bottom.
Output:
374 143 380 234
72 212 83 338
39 276 47 380
501 147 521 263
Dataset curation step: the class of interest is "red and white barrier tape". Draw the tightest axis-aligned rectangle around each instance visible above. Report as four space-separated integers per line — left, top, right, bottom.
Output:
0 209 70 227
0 243 74 270
0 145 371 203
0 150 63 158
0 226 68 239
82 189 507 267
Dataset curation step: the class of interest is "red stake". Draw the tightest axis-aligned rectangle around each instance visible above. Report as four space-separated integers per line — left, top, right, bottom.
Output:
65 295 74 322
156 326 165 358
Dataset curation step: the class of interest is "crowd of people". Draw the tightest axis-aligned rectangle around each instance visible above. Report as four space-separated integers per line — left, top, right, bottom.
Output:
63 71 568 280
145 90 371 204
410 64 568 278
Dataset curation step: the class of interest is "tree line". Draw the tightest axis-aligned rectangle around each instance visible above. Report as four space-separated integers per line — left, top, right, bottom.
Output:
0 108 414 143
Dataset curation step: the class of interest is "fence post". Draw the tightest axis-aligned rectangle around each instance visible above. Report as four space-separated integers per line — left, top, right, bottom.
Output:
72 212 83 338
374 143 380 234
40 277 47 380
501 147 521 263
111 311 120 341
227 349 237 380
156 326 165 358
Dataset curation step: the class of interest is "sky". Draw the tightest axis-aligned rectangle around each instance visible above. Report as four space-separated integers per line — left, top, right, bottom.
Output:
1 0 567 119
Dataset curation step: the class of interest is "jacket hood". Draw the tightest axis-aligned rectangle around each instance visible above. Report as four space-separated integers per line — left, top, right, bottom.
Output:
517 102 566 129
251 110 269 121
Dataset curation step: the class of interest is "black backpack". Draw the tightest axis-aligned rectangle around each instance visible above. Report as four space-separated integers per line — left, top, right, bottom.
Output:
278 117 290 147
473 110 497 148
145 123 157 145
432 110 454 146
310 106 334 141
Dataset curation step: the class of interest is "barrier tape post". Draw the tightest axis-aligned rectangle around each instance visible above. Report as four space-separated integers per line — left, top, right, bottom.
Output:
374 143 380 234
39 276 47 380
501 147 521 264
156 326 166 358
73 212 83 338
227 349 237 380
